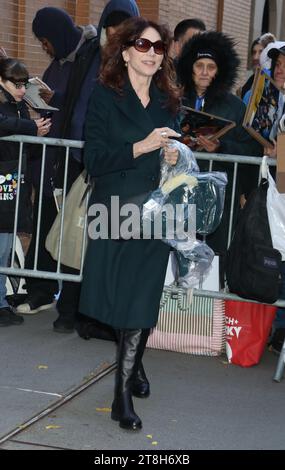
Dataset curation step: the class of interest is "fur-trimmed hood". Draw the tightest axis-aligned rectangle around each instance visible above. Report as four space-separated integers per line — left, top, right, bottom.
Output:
177 31 240 106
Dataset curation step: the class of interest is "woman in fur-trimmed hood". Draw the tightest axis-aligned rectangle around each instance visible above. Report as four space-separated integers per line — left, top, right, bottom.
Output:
177 31 263 258
177 31 240 108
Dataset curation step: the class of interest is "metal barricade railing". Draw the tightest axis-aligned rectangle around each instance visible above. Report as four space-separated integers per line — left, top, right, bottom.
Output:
0 135 84 282
0 135 284 298
0 135 284 380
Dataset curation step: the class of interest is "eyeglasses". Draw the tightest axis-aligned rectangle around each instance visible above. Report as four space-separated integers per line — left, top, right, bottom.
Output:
7 78 29 89
124 38 166 55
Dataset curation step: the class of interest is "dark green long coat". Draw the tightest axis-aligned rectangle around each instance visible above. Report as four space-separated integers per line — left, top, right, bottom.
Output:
79 80 177 329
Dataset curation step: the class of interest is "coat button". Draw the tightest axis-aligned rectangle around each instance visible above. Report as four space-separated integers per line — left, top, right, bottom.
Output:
120 172 126 178
151 176 155 181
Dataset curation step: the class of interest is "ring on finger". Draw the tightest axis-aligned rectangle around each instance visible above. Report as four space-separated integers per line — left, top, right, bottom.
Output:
161 131 168 138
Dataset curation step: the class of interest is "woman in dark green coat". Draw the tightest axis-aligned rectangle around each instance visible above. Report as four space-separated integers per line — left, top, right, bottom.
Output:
79 17 181 431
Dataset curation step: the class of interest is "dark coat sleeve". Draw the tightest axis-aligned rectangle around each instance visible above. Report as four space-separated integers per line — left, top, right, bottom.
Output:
0 112 37 137
42 64 66 109
218 95 263 157
83 84 136 177
216 95 263 197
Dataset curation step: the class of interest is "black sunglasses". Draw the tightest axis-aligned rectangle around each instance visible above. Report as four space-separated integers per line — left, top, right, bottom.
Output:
124 38 166 55
6 78 29 89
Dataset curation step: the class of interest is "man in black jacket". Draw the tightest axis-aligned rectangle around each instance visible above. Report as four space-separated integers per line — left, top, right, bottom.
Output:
53 0 140 334
16 7 98 323
17 1 140 333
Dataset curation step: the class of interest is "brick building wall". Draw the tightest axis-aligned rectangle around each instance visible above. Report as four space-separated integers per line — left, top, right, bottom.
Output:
158 0 218 32
0 0 261 88
222 0 252 86
89 0 107 23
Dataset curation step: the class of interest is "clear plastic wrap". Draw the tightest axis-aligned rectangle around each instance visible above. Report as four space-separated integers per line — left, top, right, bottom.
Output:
159 140 199 187
141 140 226 287
187 171 227 235
174 240 215 288
143 173 227 238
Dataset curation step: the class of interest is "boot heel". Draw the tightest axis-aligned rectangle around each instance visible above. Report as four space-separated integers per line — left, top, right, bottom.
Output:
119 419 142 431
112 395 142 431
111 409 142 430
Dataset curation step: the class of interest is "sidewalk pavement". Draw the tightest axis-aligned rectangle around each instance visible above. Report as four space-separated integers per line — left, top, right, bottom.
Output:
0 307 284 450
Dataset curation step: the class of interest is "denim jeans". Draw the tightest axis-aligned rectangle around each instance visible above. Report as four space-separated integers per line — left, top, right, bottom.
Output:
0 233 13 309
275 261 285 329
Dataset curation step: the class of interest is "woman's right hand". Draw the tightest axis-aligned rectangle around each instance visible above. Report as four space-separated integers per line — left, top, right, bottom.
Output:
34 117 51 136
133 127 181 158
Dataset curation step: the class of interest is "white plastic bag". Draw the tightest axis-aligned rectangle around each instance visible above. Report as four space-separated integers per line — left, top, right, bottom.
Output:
267 169 285 260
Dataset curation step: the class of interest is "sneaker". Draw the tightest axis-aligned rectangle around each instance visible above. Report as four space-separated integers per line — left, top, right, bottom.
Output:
0 307 13 327
7 308 24 325
53 316 75 334
6 293 28 308
268 328 285 355
16 294 54 315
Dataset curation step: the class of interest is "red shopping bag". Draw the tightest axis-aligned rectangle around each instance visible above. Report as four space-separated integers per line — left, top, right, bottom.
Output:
225 300 276 367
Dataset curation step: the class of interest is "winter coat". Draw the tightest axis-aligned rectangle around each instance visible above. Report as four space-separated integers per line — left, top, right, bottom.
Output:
0 88 37 154
55 0 140 187
30 24 98 196
79 80 177 329
0 86 37 232
177 31 263 254
61 0 140 163
182 90 263 252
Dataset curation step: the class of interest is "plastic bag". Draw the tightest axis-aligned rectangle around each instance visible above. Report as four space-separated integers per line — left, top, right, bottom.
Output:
174 240 215 288
159 139 199 188
225 300 276 367
142 140 224 286
143 171 227 238
143 141 227 236
185 171 227 235
267 169 285 261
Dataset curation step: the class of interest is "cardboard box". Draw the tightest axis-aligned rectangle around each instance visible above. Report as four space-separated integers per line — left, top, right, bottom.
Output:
277 133 285 193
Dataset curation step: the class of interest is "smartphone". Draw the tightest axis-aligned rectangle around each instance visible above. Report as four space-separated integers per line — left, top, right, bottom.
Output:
43 111 53 119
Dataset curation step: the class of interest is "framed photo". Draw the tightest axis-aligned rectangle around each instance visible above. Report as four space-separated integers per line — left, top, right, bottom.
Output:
243 67 285 148
178 106 235 151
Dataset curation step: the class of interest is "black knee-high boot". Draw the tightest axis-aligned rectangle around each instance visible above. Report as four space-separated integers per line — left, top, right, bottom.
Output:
113 329 150 398
111 328 149 430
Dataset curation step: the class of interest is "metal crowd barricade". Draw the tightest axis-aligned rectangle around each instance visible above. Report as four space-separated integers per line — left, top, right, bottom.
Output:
0 134 85 282
0 135 285 381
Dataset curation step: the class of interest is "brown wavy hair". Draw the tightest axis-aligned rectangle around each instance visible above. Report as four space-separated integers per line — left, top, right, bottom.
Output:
99 17 181 113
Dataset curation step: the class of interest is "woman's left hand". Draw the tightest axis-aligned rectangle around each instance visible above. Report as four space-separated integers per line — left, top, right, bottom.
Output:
197 135 220 152
164 146 179 165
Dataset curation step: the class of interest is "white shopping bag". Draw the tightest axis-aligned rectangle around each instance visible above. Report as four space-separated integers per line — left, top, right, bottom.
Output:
199 255 219 291
267 170 285 261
